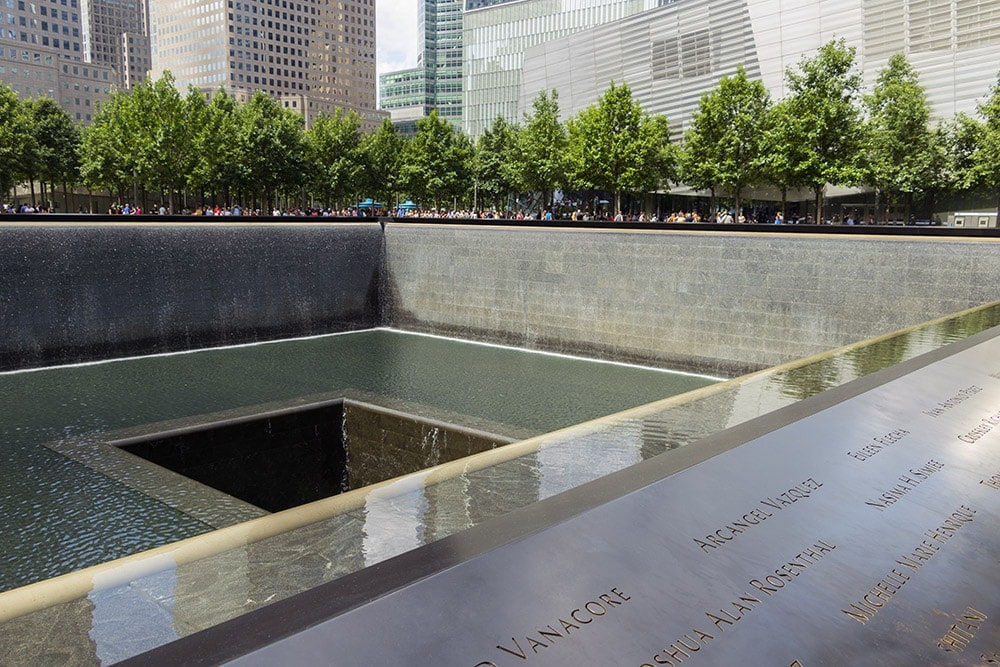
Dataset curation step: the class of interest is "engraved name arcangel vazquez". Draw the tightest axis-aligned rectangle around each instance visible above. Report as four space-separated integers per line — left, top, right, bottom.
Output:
692 478 823 554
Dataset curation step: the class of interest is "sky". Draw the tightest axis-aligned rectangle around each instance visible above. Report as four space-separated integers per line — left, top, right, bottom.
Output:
376 0 420 76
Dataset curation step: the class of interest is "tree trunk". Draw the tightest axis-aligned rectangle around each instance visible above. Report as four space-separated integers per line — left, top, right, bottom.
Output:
734 186 742 225
780 186 787 222
813 185 823 224
30 179 37 207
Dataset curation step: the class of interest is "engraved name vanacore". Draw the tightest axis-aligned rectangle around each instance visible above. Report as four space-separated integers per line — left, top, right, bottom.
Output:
692 478 823 554
473 588 631 666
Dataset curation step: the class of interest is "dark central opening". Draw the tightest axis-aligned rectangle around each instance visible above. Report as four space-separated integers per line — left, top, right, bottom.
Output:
117 399 512 513
119 401 349 513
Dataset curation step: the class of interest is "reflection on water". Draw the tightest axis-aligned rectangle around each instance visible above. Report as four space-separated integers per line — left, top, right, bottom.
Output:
0 329 715 592
3 306 1000 665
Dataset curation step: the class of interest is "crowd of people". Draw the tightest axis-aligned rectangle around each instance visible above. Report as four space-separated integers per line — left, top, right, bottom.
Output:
0 199 879 225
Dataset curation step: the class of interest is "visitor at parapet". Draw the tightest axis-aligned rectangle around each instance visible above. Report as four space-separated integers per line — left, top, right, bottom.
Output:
719 210 734 224
774 211 784 224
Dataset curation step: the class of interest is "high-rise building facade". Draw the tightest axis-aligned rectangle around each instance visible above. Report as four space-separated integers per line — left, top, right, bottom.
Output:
378 0 463 128
149 0 380 128
420 0 462 124
80 0 151 89
1 0 116 122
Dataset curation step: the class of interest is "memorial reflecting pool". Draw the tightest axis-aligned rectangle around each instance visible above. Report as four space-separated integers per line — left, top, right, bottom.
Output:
0 329 718 593
3 305 1000 664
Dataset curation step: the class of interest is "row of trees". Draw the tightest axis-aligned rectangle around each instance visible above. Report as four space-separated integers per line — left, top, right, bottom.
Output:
3 40 1000 218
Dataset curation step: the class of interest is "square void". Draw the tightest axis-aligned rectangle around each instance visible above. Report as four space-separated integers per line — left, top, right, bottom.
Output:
119 402 349 513
117 399 513 514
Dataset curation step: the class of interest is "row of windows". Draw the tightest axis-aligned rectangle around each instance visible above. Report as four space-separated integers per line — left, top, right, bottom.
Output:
231 71 303 88
5 28 80 49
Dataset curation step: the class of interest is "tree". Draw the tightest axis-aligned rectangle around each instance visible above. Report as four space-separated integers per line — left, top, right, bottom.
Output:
862 54 936 223
0 84 32 202
359 117 405 212
675 67 768 221
80 89 133 202
189 89 241 209
940 112 984 196
517 89 568 212
304 109 362 210
135 74 195 211
970 73 1000 217
235 91 305 211
785 38 864 222
400 109 470 211
567 81 676 214
758 98 810 219
23 98 80 211
473 115 521 213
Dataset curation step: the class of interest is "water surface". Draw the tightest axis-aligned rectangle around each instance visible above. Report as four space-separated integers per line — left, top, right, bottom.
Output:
0 329 717 592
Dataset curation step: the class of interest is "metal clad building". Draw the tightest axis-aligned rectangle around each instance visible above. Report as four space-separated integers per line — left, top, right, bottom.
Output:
462 0 655 137
516 0 1000 137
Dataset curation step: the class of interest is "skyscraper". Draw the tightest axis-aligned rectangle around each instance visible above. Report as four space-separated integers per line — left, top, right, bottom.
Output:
378 0 464 128
1 0 116 122
149 0 380 128
79 0 151 89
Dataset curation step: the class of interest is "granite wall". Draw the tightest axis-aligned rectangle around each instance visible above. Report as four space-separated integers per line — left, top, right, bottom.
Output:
5 221 1000 376
384 225 1000 375
343 402 512 489
0 222 383 370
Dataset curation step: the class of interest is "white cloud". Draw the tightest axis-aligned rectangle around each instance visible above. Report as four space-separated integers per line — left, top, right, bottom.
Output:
376 0 420 76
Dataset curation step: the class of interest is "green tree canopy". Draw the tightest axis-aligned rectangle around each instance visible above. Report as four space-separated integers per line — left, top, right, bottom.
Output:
22 98 80 208
517 89 568 212
80 88 133 200
359 117 405 212
862 54 937 222
400 110 470 210
757 98 811 218
0 84 33 200
970 73 1000 217
304 108 362 209
473 115 521 213
785 38 863 222
677 67 769 221
236 91 305 211
566 81 675 214
187 89 237 208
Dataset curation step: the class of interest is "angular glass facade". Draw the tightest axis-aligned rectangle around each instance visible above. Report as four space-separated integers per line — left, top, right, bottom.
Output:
518 0 1000 138
462 0 654 137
